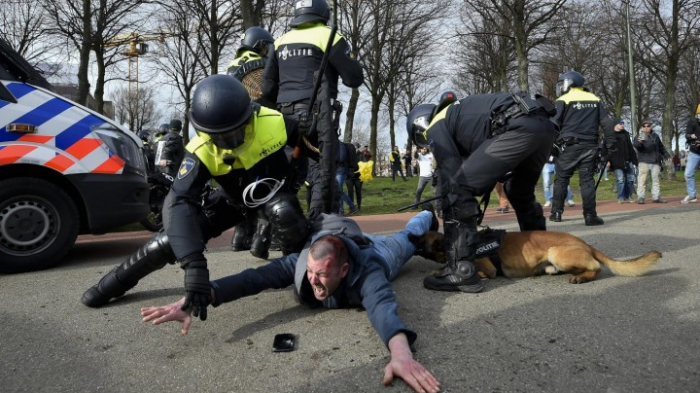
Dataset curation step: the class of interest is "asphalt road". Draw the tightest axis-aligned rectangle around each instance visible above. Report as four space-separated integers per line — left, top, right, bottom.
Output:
1 203 699 392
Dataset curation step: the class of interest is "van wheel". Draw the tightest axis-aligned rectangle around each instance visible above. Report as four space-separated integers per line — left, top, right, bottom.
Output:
0 178 80 273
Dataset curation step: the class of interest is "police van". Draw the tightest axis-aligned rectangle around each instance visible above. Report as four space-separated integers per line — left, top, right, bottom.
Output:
0 38 149 273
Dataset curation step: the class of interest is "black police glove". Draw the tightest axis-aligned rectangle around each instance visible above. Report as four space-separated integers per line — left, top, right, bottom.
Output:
179 253 212 321
431 173 438 187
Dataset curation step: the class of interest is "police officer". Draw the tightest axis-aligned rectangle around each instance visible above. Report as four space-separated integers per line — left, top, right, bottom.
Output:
227 26 277 256
227 26 275 108
261 0 363 220
549 71 618 226
407 91 558 293
155 119 185 177
81 75 313 320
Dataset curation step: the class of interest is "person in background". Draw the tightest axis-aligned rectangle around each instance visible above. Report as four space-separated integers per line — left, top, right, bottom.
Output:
403 148 414 177
681 104 700 203
156 119 185 178
336 141 359 216
345 142 364 212
608 118 638 204
494 182 510 213
634 121 671 204
389 145 408 181
549 70 618 226
541 152 575 208
413 146 435 209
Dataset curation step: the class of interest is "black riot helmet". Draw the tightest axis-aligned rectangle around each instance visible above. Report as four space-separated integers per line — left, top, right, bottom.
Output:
435 90 458 114
237 26 274 58
556 71 585 97
188 75 254 149
156 123 169 136
290 0 331 28
407 103 437 148
169 119 182 133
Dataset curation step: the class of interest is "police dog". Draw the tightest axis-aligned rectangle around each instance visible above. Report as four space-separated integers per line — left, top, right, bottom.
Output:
420 230 661 283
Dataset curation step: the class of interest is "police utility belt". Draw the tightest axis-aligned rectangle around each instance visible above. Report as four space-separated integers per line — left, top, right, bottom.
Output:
278 99 343 131
490 92 550 137
553 136 598 154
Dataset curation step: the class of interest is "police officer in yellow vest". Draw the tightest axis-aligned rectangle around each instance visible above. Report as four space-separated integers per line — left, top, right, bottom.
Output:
549 71 618 226
81 76 312 321
261 0 363 220
227 26 275 109
226 26 279 256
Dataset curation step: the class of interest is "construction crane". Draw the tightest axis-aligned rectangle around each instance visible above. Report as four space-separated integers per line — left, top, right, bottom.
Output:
104 32 170 124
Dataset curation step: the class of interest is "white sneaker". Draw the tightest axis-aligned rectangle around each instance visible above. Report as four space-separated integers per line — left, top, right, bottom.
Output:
567 199 576 206
680 195 698 204
544 201 551 207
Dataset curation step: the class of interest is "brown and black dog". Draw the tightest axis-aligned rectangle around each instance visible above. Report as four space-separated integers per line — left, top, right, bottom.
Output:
419 230 661 284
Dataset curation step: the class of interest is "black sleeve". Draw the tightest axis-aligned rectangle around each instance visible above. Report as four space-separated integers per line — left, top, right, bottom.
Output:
552 100 566 129
161 134 183 161
261 50 279 105
346 143 359 174
164 152 211 260
598 103 615 148
328 36 363 88
211 255 297 306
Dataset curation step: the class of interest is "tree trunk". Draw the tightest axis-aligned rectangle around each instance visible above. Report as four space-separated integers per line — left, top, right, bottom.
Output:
77 0 92 106
343 88 360 142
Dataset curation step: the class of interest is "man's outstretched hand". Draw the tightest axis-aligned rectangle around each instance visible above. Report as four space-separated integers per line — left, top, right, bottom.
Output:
383 333 441 393
141 297 193 335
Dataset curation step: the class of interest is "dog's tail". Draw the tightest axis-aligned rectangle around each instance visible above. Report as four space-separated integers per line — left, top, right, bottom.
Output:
592 249 662 276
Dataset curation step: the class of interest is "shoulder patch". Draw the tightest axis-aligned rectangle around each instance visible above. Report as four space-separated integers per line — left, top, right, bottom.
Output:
345 45 355 59
178 157 196 180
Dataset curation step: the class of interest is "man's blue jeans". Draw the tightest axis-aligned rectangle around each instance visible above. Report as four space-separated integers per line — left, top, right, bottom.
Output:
614 162 636 199
366 211 432 281
336 173 355 213
684 151 700 198
542 163 572 202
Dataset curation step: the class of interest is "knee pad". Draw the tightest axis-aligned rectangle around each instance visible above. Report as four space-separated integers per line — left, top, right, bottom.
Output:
265 192 309 249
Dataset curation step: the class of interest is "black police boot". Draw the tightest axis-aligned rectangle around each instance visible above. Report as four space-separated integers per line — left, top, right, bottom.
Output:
81 231 174 307
422 216 483 293
584 214 604 226
231 218 254 251
250 220 272 260
549 212 562 222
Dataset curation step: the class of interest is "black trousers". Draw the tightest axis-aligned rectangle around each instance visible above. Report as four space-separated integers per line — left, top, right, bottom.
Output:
438 115 556 253
551 141 598 215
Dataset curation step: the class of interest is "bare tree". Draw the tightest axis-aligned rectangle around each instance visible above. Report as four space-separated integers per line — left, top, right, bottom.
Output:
636 0 700 149
40 0 146 112
463 0 567 91
1 0 54 65
360 0 446 167
112 84 162 132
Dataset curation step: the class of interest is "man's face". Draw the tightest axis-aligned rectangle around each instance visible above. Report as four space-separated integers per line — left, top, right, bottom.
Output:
306 254 349 301
642 124 652 133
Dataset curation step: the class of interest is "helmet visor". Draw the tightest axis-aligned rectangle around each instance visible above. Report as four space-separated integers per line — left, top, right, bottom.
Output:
209 125 248 150
556 79 572 97
412 116 432 148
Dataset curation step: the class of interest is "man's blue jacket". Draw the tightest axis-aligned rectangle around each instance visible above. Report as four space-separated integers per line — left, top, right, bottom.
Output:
210 214 417 347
